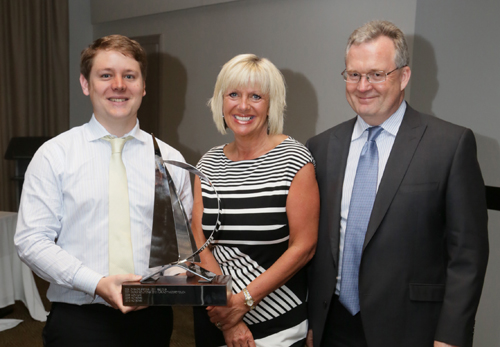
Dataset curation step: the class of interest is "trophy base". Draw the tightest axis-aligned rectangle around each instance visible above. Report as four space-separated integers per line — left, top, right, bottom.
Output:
122 275 232 306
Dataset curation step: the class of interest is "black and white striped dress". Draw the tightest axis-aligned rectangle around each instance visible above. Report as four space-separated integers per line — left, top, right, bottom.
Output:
193 137 314 347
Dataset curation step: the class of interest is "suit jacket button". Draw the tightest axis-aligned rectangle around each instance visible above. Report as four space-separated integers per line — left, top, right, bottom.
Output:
323 301 328 308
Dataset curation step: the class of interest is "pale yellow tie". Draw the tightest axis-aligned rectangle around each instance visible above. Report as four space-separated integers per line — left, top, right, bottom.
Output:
103 135 135 275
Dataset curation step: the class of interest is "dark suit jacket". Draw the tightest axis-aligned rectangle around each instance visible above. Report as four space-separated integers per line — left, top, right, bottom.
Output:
306 105 489 347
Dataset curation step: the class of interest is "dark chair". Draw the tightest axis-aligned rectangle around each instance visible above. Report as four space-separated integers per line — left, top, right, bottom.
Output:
4 136 51 208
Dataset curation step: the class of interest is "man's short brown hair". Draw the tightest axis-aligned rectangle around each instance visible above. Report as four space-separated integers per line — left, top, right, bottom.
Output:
80 34 147 81
346 20 409 69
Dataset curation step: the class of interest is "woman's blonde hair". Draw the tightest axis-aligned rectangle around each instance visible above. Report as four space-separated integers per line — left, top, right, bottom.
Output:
209 54 286 135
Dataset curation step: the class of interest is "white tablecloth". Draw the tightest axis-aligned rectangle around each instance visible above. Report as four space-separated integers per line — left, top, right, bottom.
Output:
0 211 49 327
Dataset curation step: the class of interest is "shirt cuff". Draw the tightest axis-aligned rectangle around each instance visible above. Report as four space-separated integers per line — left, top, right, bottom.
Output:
72 266 104 296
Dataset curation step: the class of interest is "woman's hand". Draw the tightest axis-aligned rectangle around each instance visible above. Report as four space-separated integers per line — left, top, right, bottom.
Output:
222 321 256 347
306 329 314 347
207 292 248 331
434 342 457 347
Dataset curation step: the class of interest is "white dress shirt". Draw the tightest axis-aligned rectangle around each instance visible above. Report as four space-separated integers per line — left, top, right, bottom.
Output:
15 115 193 305
336 101 406 294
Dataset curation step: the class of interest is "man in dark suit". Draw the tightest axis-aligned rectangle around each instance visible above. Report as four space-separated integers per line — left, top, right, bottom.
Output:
306 20 488 347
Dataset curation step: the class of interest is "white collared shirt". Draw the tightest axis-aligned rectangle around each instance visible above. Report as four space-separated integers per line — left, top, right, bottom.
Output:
15 115 193 305
336 101 406 294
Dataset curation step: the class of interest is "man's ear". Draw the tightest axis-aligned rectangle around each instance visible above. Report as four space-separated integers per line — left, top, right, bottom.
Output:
143 81 146 97
80 74 90 96
400 66 411 91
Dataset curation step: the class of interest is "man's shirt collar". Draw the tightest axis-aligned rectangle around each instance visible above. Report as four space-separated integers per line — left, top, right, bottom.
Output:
84 114 147 143
352 101 407 141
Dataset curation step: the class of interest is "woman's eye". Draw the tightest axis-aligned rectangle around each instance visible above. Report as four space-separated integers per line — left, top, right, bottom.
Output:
125 75 134 80
101 74 111 78
252 94 262 100
228 92 238 97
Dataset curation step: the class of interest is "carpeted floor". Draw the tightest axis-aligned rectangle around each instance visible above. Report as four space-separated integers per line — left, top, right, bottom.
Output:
0 301 46 347
0 274 195 347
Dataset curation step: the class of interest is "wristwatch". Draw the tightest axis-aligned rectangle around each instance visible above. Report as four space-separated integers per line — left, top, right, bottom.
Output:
242 288 256 310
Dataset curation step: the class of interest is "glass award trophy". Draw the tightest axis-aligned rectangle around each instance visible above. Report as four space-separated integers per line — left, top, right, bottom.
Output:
122 135 231 306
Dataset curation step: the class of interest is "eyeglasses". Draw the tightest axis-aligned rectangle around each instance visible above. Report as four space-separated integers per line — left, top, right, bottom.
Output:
341 65 407 84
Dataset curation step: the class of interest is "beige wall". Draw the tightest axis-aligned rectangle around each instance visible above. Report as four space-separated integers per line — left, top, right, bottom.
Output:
69 1 93 128
90 0 238 24
84 0 417 165
412 1 500 345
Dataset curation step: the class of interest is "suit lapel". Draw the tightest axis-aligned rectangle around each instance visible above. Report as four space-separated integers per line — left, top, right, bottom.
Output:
363 106 427 249
327 119 355 268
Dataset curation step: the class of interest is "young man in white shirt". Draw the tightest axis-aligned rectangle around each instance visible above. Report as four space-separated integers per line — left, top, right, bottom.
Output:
15 35 192 347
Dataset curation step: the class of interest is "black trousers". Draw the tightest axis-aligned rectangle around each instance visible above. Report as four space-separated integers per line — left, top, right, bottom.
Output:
320 295 368 347
43 302 173 347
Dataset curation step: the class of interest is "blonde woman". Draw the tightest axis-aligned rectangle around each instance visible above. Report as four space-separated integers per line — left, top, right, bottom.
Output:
192 54 319 347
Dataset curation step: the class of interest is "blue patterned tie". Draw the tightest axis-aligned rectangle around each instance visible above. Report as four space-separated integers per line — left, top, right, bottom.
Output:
339 126 383 315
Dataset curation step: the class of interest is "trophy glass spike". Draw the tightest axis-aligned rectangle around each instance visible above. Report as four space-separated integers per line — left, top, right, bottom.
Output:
122 134 231 306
